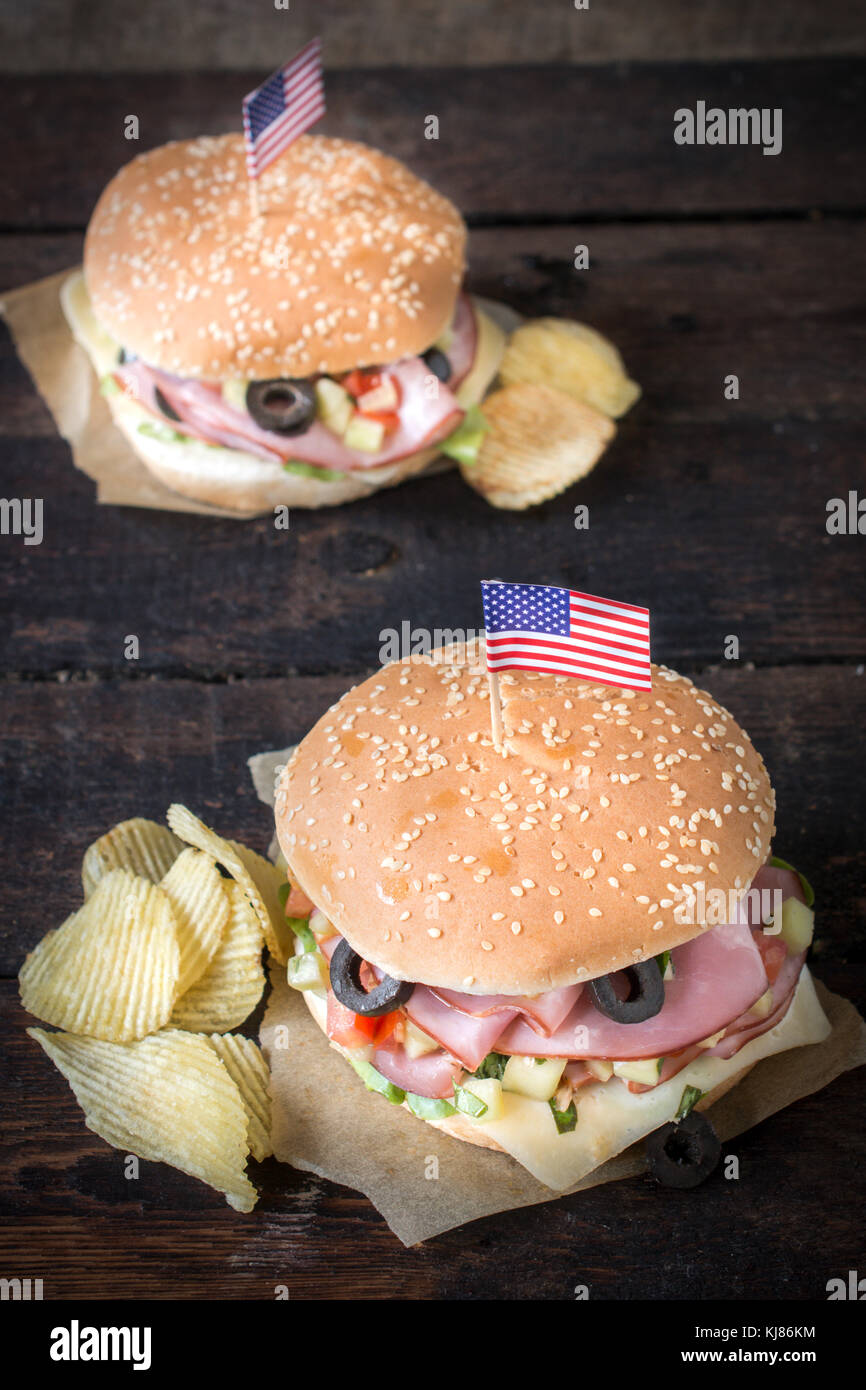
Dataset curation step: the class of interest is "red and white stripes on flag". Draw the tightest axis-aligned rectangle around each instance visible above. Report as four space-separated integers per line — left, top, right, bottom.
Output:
481 580 652 691
242 38 326 181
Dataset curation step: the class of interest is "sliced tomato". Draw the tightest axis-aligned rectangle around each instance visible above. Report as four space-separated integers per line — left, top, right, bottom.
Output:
342 368 382 399
356 408 400 436
754 930 788 985
284 885 315 918
373 1011 401 1046
326 992 378 1048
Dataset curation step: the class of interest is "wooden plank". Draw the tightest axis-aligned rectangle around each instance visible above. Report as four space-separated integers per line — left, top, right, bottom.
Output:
3 218 865 435
0 415 863 675
4 0 864 74
1 62 862 229
2 668 863 990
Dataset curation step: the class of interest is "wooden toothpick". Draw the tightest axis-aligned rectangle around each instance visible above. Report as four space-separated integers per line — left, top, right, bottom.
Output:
487 667 504 751
248 175 263 222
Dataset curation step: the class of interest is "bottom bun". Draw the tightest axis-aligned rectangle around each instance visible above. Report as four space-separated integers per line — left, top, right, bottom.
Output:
300 989 751 1158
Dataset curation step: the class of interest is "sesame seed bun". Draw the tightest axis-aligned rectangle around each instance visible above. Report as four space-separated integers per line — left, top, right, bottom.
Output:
84 133 466 380
275 640 775 995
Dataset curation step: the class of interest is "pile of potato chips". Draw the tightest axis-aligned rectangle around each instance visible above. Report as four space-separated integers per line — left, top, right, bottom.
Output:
19 806 292 1212
464 316 641 510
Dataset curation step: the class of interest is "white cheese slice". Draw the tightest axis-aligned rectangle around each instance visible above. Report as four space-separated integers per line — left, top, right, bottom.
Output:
302 964 830 1191
61 270 120 376
473 968 830 1191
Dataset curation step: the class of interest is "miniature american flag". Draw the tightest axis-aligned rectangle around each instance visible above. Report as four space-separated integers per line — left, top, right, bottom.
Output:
242 38 326 180
481 580 652 691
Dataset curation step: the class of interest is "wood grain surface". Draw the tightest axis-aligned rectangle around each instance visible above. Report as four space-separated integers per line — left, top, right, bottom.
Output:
1 57 864 1300
3 0 864 73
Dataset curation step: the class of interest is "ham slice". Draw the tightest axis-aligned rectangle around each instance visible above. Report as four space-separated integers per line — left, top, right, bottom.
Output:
312 861 810 1077
429 983 581 1036
371 1044 461 1099
403 986 513 1071
564 1060 597 1090
498 915 769 1061
118 356 463 471
443 294 478 388
114 296 477 472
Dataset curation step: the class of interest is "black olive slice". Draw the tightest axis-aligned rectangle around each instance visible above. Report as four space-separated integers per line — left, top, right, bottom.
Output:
329 938 413 1017
646 1112 722 1188
422 347 452 382
153 386 182 421
587 957 665 1024
117 346 136 365
245 378 316 435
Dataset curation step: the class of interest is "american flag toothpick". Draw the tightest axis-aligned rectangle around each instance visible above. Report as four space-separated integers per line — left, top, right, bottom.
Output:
242 38 326 219
481 580 652 747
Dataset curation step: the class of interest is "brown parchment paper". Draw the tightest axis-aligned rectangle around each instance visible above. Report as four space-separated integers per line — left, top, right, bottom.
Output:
250 746 866 1246
0 269 520 520
0 269 254 517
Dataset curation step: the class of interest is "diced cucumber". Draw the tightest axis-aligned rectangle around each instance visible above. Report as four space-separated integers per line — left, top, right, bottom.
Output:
549 1096 578 1134
749 988 774 1019
502 1054 566 1102
315 377 354 436
356 378 399 413
286 951 329 992
612 1057 663 1086
406 1093 456 1120
472 1052 508 1080
676 1085 704 1121
656 949 675 981
309 907 337 939
349 1057 405 1105
454 1077 503 1122
779 898 815 955
282 460 344 481
584 1058 614 1082
439 405 489 467
137 421 187 444
403 1021 440 1059
343 413 385 453
222 379 248 412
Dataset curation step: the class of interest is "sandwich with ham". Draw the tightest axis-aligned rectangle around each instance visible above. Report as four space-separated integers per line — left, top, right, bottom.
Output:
275 642 830 1191
62 134 505 511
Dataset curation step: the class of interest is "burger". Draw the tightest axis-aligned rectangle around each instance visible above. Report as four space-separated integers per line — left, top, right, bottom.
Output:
61 134 505 512
274 642 830 1190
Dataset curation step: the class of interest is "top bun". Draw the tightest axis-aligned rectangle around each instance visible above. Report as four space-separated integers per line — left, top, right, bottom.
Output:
275 641 775 996
84 134 466 380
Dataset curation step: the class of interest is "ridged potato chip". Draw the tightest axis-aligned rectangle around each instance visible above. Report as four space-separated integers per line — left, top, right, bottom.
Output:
28 1027 257 1212
206 1034 272 1162
461 382 615 510
160 848 230 994
82 818 184 897
499 317 641 419
228 839 294 964
166 805 289 962
19 870 179 1041
170 882 264 1032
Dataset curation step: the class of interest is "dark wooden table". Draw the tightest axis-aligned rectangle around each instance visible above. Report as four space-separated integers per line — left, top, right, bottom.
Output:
1 61 864 1301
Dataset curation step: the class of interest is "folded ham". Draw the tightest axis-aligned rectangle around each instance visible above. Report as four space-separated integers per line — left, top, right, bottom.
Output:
313 864 808 1097
113 294 478 473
